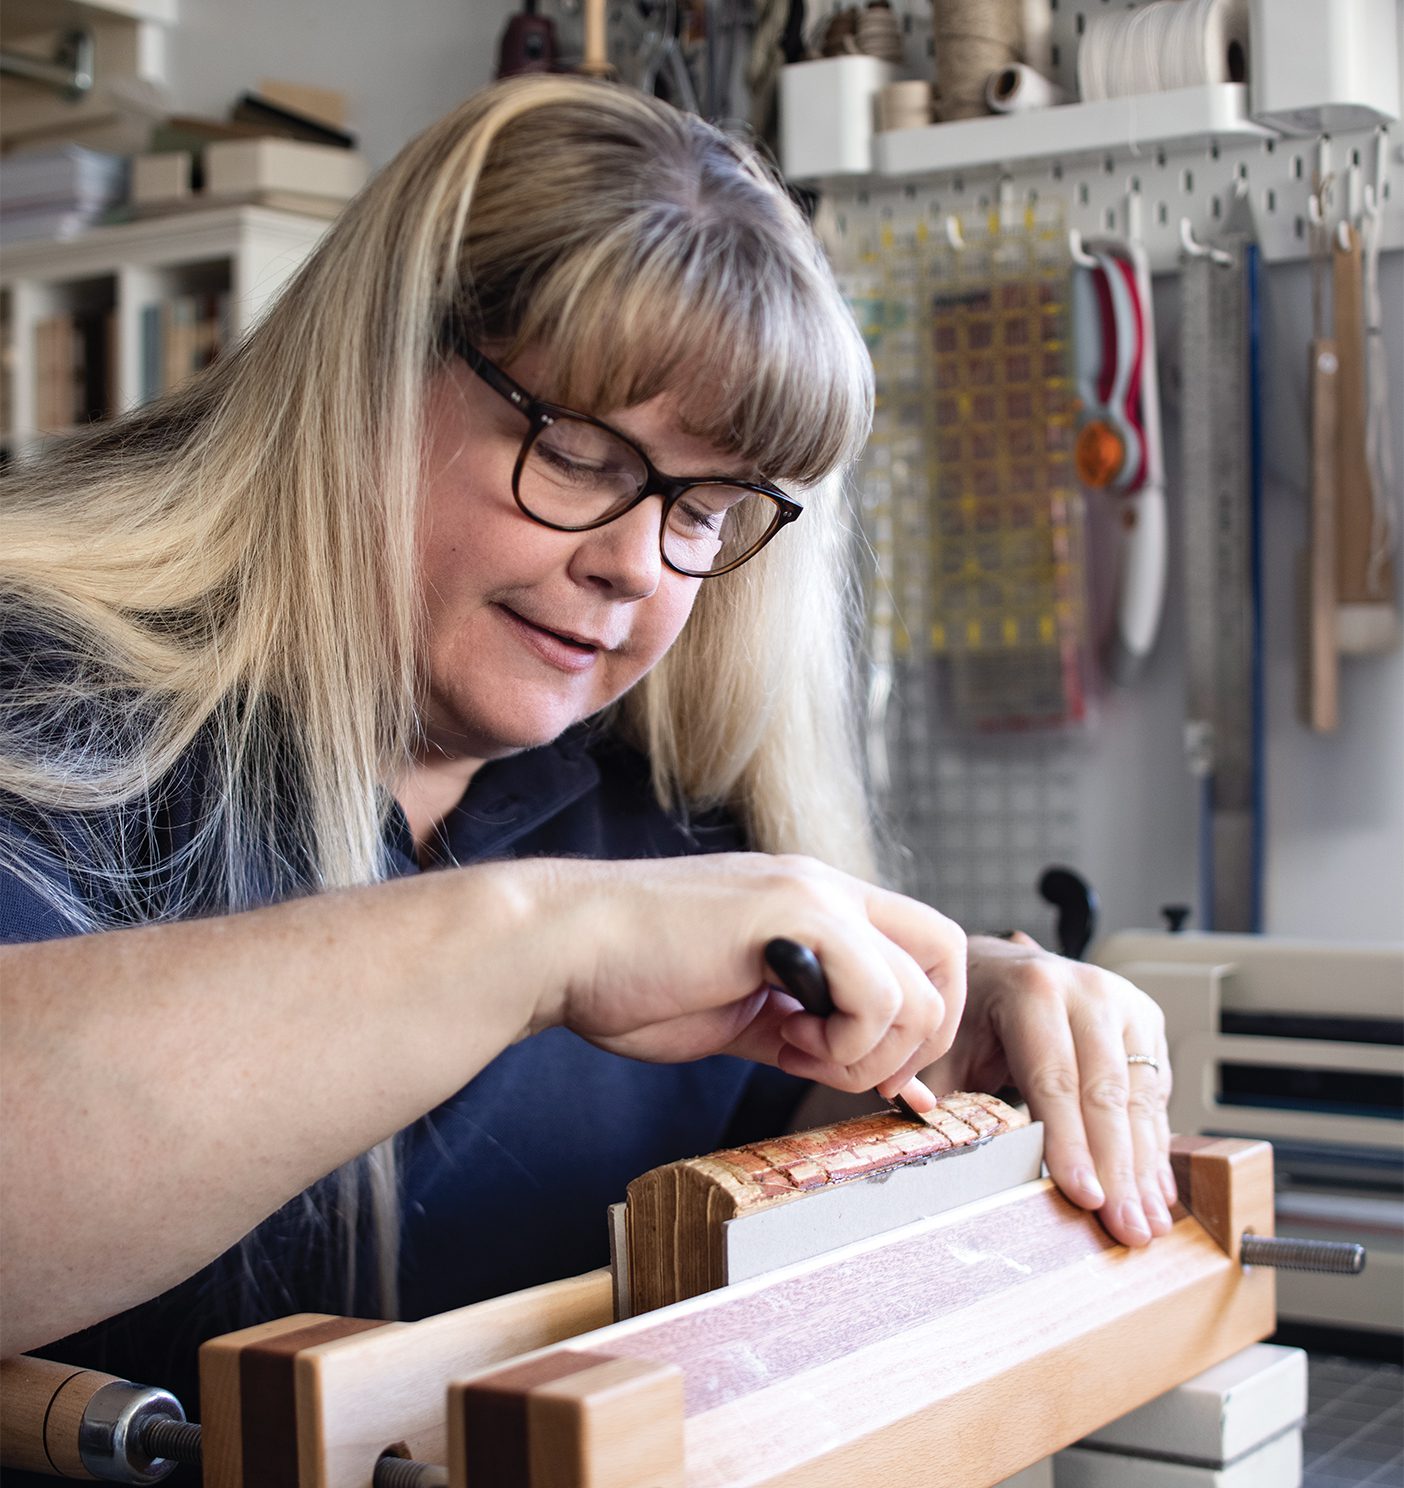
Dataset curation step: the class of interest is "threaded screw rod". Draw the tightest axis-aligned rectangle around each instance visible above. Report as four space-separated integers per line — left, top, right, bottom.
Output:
138 1417 202 1466
374 1456 450 1488
133 1420 447 1487
1240 1234 1367 1274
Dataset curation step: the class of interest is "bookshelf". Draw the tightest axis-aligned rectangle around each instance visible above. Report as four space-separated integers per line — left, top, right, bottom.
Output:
0 204 329 456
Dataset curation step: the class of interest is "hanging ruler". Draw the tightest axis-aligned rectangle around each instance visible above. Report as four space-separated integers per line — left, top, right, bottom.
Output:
1179 200 1262 933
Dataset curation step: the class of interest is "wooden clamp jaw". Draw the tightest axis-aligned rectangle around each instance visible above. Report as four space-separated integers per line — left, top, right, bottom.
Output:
190 1270 617 1488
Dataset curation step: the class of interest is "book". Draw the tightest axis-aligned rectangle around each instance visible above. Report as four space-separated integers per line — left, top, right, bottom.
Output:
203 138 368 203
621 1091 1029 1314
231 92 358 150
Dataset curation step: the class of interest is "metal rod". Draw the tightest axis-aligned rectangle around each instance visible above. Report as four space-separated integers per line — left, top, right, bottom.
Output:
1240 1233 1367 1275
0 29 94 98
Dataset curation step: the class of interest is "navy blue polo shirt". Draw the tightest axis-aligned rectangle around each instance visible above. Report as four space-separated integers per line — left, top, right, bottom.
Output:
0 726 807 1431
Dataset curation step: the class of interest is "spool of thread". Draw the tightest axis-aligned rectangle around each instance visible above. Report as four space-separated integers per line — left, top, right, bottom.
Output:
877 79 934 130
819 8 861 57
856 1 905 64
986 62 1068 113
932 0 1022 121
1078 0 1250 102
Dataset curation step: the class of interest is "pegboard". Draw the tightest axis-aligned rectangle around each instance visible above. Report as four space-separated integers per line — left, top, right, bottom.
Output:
844 0 1404 273
819 1 1402 935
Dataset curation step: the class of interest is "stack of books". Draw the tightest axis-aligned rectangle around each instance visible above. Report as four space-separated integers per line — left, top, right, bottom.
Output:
0 146 127 244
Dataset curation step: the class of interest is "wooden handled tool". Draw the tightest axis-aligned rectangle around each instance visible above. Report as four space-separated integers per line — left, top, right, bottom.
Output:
1304 337 1340 729
1333 224 1397 652
577 0 611 77
0 1354 188 1482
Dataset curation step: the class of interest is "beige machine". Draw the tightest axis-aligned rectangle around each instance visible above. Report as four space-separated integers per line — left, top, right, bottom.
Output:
1096 931 1404 1338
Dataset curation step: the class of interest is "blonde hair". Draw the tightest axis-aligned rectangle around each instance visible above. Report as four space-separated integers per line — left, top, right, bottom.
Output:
0 77 876 1318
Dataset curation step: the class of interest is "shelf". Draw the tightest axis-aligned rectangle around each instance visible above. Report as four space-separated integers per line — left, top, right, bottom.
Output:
0 205 329 282
2 0 177 31
872 84 1276 180
1 205 329 445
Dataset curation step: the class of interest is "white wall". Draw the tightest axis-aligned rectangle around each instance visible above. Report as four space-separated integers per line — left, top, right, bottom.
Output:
162 0 515 166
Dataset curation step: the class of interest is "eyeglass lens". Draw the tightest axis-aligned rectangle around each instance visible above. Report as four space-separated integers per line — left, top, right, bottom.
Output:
521 415 781 575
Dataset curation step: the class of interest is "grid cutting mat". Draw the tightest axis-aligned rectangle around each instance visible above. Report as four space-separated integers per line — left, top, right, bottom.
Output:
826 201 1089 929
844 202 1090 732
1303 1355 1404 1488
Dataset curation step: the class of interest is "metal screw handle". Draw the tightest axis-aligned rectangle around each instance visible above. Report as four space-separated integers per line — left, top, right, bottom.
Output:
1240 1233 1367 1274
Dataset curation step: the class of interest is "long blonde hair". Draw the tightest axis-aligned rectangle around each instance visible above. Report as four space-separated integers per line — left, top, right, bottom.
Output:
0 77 876 1317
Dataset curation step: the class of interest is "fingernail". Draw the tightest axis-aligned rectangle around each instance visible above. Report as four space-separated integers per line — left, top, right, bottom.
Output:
1073 1166 1105 1206
1147 1193 1173 1230
1160 1165 1179 1204
1120 1198 1151 1241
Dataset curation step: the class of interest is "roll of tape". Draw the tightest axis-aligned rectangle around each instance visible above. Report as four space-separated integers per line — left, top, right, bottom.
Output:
1078 0 1250 102
985 63 1068 113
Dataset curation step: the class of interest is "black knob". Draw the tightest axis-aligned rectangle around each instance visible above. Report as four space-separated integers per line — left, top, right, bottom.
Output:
1037 866 1097 961
1162 904 1191 933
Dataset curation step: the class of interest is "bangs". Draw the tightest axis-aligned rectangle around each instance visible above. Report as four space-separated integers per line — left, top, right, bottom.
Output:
502 215 873 487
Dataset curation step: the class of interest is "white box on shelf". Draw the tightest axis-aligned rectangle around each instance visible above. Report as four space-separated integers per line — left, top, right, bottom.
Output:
1081 1345 1307 1463
1054 1429 1302 1488
1250 0 1400 133
132 151 193 205
780 55 896 181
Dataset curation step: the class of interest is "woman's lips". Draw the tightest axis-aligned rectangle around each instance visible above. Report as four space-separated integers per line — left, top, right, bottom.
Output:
497 605 602 673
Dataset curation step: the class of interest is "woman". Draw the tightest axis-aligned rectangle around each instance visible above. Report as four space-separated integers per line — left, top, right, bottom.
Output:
0 77 1173 1413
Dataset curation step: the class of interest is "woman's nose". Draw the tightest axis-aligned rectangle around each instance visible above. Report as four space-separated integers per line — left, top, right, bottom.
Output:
569 497 665 599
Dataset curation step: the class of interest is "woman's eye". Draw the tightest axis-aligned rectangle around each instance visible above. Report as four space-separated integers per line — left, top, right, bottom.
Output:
677 501 724 532
538 444 606 480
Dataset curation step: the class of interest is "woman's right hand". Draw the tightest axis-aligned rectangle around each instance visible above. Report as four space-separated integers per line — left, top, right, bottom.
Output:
516 853 967 1112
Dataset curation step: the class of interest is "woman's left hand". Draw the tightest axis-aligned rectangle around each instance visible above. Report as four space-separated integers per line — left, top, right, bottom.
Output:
921 932 1176 1248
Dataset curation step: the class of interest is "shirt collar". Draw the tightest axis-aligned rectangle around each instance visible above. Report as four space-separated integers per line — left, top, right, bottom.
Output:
382 725 601 873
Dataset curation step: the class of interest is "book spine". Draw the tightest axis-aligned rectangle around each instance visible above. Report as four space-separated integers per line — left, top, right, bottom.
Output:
140 303 162 404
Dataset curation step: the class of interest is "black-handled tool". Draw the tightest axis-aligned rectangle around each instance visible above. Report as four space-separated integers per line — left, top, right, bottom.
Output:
763 937 924 1121
763 937 834 1016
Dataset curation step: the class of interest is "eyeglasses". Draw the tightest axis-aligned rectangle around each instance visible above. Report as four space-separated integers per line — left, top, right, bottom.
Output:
443 328 802 578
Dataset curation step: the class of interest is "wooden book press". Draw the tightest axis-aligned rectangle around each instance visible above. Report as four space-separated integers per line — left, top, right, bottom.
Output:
1 1095 1277 1487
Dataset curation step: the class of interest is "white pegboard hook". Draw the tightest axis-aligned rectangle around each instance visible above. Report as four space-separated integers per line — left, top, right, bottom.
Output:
1179 218 1232 267
945 214 966 251
997 174 1016 231
1069 228 1098 267
1363 126 1388 221
1123 183 1144 242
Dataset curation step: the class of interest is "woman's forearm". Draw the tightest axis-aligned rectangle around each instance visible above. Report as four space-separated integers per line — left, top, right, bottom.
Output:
1 850 968 1355
0 863 540 1356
